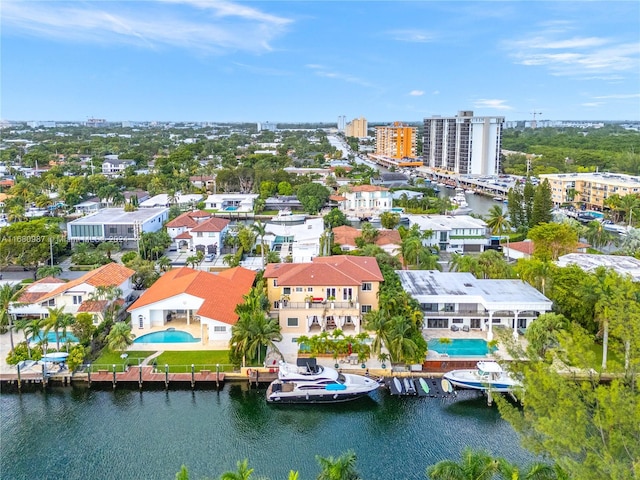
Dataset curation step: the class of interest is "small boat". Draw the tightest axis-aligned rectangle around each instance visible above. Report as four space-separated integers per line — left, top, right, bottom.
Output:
493 196 503 202
418 377 430 394
41 352 69 363
443 361 520 393
602 221 630 235
403 378 416 395
266 362 380 404
272 208 306 223
465 189 475 194
393 377 403 394
440 378 453 393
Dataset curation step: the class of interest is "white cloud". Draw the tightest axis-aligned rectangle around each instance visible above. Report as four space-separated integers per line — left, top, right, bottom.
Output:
432 90 440 95
473 99 514 111
306 65 374 88
506 29 640 78
581 102 603 107
386 29 435 43
1 0 292 54
409 90 424 96
593 93 640 99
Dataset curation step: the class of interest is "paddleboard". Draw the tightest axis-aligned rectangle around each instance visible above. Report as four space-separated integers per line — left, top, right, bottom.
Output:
393 377 403 394
419 378 430 394
441 378 453 393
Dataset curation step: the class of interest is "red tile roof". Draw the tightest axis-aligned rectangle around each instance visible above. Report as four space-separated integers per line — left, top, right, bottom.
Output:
190 217 230 233
16 277 65 304
329 195 347 202
509 240 590 256
349 185 389 192
128 267 256 325
175 231 192 239
332 226 401 248
263 255 383 286
39 263 135 302
165 210 211 228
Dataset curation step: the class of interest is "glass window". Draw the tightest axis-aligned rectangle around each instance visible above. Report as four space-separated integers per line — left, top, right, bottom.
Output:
361 305 372 314
287 317 298 327
283 287 291 295
213 326 226 332
362 282 372 291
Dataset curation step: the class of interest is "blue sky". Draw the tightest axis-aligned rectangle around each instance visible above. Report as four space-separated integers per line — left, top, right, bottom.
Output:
2 1 639 123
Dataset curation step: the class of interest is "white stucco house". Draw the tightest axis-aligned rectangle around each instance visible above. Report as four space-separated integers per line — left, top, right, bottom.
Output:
127 267 256 344
205 193 258 212
406 214 490 253
338 185 392 219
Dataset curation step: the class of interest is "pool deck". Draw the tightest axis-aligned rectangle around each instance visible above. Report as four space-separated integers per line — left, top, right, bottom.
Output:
130 321 229 351
422 328 516 361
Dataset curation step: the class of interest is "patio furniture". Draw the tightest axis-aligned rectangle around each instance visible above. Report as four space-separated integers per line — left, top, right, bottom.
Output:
462 325 470 332
450 325 460 332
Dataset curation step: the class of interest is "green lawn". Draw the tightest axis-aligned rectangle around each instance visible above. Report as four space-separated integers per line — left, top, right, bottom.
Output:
587 343 624 372
91 350 153 371
154 350 232 372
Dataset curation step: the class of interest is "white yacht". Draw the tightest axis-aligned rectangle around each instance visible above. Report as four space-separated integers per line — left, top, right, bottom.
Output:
266 361 380 404
271 208 306 223
449 188 472 215
443 361 520 393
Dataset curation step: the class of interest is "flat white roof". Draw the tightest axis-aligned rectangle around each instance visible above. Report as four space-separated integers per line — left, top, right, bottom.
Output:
406 214 487 231
139 194 202 207
69 207 168 225
397 270 552 311
557 253 640 281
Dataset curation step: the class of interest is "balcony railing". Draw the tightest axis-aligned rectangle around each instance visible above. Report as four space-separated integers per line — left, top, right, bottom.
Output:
277 301 358 310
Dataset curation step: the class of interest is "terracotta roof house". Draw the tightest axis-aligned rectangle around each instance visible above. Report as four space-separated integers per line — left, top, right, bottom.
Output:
332 226 402 256
127 266 256 343
506 239 589 261
166 211 229 254
10 263 135 323
263 256 383 338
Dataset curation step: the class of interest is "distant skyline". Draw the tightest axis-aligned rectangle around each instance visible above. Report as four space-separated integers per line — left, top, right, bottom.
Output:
2 1 639 123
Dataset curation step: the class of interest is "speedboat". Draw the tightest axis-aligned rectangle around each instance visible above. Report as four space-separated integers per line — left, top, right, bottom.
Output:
266 362 380 404
602 220 630 235
443 361 520 393
277 360 329 382
271 208 306 223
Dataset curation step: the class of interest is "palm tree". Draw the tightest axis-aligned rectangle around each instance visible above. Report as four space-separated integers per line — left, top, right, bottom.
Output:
497 457 568 480
0 282 21 351
43 306 72 351
251 220 272 269
36 265 63 279
449 253 481 277
363 309 391 359
583 220 614 250
245 315 282 365
426 447 500 480
106 321 135 352
385 316 418 363
515 258 555 296
486 204 511 236
316 450 361 480
157 256 172 272
219 459 254 480
97 241 121 261
19 318 44 357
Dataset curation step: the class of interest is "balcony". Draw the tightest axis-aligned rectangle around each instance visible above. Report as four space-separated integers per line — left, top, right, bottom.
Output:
276 301 358 311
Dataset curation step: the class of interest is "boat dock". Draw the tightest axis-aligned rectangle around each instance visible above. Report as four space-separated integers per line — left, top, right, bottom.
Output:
385 375 456 398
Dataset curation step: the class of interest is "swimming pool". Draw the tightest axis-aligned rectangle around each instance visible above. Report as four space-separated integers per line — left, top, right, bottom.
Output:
133 329 201 344
29 331 79 344
224 206 238 211
427 338 496 357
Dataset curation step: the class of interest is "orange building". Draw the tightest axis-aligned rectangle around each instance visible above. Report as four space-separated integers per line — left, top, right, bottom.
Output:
375 122 417 159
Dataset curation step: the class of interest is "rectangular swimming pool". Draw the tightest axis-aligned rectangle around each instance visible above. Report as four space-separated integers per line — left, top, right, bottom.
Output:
427 338 496 357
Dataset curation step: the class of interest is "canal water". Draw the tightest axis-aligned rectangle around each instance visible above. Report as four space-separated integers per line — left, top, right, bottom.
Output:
1 384 534 480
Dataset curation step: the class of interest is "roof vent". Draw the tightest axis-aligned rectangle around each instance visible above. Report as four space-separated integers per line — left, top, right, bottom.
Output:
464 283 473 287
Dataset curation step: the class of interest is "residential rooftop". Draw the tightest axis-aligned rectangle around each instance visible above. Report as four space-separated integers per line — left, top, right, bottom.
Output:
68 207 169 224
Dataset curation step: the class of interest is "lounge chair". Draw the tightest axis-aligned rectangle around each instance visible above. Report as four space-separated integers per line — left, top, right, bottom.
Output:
450 325 460 332
462 325 470 332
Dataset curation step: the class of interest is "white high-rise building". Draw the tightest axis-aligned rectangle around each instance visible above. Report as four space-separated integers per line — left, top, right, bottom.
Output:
423 111 504 176
337 115 346 131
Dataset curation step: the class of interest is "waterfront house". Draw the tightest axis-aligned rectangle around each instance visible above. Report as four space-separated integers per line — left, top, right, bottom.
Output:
139 193 203 210
397 270 552 340
264 217 325 263
263 256 384 339
127 266 256 344
205 193 258 212
338 185 392 219
406 214 490 253
66 208 169 246
102 158 134 175
10 263 135 324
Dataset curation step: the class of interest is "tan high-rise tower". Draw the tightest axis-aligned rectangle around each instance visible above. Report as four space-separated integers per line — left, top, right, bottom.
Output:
345 117 368 138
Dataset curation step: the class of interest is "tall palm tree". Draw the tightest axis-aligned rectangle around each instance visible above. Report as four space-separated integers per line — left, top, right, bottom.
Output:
316 450 361 480
157 256 172 272
449 253 481 277
583 220 614 250
251 220 272 269
219 459 254 480
245 315 282 365
19 318 44 358
589 267 619 371
385 316 418 363
497 457 568 480
106 321 135 352
363 309 391 358
0 282 21 351
43 306 74 351
515 258 555 296
426 447 500 480
486 204 511 236
36 265 63 279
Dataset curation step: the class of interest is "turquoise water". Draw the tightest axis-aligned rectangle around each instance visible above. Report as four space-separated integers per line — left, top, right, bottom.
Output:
0 385 534 480
428 338 496 357
224 206 239 211
133 330 200 343
29 330 79 344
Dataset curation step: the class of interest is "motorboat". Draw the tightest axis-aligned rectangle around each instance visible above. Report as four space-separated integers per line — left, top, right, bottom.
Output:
443 361 520 393
266 361 380 404
277 359 329 382
271 208 306 223
465 189 475 194
448 188 472 215
602 220 630 235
